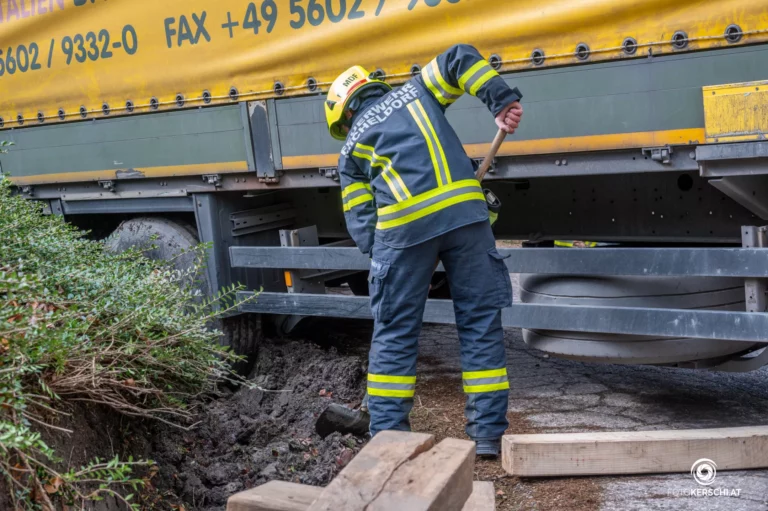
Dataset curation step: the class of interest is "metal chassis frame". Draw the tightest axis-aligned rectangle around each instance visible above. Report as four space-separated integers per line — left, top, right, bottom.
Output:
230 226 768 343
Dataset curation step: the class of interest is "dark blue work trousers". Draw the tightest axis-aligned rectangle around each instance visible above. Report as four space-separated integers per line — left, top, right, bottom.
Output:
366 220 512 440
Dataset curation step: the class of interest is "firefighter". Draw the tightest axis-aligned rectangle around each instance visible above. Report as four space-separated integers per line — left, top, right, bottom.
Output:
324 44 522 457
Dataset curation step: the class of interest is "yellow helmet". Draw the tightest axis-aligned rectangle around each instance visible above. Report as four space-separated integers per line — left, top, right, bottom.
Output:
325 65 391 140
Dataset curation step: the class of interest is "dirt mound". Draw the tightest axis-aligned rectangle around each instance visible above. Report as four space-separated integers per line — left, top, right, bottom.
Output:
134 338 368 510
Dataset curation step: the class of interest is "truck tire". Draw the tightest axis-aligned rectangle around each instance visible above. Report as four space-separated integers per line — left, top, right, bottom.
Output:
106 217 260 374
519 274 756 366
219 314 263 377
105 217 206 295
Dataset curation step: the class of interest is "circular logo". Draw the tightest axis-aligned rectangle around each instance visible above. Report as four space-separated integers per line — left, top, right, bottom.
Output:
691 458 717 486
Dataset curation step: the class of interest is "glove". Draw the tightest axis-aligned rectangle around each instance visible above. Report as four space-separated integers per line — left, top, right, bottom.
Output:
484 189 501 227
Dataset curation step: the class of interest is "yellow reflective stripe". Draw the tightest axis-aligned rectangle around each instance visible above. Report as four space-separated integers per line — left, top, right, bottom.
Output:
352 145 412 202
423 66 451 107
378 179 481 215
387 168 412 199
463 382 510 393
352 150 399 199
415 100 451 184
469 68 498 96
407 102 443 187
343 193 374 212
342 182 371 198
458 60 488 90
431 59 463 96
462 368 507 380
555 240 598 248
376 192 485 229
367 388 415 398
368 374 416 384
380 171 404 202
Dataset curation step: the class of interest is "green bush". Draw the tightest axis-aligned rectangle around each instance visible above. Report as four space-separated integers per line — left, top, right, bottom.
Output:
0 177 246 509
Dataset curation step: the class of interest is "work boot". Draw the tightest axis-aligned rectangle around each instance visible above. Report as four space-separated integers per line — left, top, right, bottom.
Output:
475 439 501 459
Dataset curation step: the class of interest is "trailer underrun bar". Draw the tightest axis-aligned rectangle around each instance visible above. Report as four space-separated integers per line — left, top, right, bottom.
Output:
231 232 768 342
236 292 767 343
230 246 768 278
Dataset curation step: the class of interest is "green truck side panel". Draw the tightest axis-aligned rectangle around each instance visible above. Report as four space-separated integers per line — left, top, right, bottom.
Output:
2 106 249 179
275 44 768 158
3 45 768 181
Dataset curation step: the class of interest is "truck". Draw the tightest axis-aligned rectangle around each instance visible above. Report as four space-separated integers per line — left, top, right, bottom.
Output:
2 0 767 372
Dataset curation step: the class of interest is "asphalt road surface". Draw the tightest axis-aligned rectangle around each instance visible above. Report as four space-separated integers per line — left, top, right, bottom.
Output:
412 274 768 510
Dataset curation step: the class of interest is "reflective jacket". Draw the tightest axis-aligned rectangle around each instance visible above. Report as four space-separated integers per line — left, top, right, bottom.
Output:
339 44 522 254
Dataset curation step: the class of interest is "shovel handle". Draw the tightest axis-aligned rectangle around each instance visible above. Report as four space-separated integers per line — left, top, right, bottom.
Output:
475 128 507 182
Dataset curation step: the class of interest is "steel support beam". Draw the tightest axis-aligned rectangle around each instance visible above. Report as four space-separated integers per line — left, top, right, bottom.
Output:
742 226 768 313
61 196 194 214
490 146 699 180
709 176 768 220
697 141 768 178
236 292 768 343
231 247 768 278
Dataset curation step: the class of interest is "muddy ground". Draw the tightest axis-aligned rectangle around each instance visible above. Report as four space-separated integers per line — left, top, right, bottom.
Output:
133 335 369 510
12 307 768 510
139 312 768 511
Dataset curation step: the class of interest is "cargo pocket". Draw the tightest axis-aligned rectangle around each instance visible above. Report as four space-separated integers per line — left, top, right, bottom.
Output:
487 248 513 308
368 259 391 322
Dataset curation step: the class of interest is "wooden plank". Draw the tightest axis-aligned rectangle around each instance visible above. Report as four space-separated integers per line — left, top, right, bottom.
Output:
227 481 321 511
308 431 436 511
462 482 496 511
503 426 768 477
367 438 475 511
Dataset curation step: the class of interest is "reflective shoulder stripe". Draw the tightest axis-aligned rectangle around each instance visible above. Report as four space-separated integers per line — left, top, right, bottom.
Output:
342 182 371 198
407 102 442 187
407 99 451 187
353 143 412 202
414 101 451 185
458 60 499 96
422 59 463 106
368 373 416 398
376 179 485 230
463 367 509 394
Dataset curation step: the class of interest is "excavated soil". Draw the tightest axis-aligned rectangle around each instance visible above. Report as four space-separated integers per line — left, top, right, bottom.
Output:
128 335 369 510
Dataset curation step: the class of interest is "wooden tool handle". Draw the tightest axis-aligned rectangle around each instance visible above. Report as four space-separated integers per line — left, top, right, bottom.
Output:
475 128 507 182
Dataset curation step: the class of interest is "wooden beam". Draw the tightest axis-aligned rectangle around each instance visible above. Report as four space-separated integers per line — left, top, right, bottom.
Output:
503 426 768 477
367 438 475 511
462 482 496 511
308 431 436 511
227 481 322 511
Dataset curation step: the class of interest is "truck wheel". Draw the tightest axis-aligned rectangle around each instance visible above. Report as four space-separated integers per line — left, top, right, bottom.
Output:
345 272 370 296
105 217 206 294
106 217 260 374
520 274 756 366
219 314 263 377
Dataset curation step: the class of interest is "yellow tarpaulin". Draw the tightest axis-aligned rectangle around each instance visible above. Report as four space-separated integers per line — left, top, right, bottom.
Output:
0 0 766 127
